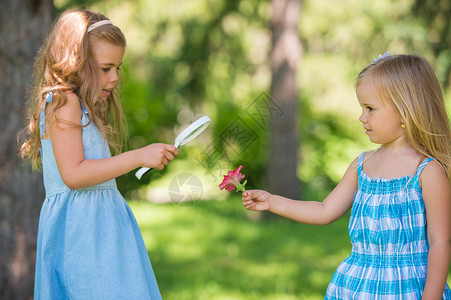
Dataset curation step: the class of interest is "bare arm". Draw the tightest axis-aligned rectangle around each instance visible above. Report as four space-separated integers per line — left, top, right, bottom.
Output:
48 93 178 189
242 157 359 225
421 161 451 299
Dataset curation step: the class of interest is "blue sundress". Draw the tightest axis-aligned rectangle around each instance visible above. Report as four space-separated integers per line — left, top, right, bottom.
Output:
34 92 162 299
325 152 451 299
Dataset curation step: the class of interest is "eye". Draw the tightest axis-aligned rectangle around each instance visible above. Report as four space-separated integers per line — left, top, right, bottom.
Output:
363 105 374 112
101 67 110 72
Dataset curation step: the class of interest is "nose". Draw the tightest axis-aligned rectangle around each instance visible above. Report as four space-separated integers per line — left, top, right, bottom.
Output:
110 69 119 84
359 110 367 124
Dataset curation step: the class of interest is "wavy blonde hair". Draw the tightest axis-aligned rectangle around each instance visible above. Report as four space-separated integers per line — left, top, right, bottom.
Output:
357 54 451 180
19 10 127 170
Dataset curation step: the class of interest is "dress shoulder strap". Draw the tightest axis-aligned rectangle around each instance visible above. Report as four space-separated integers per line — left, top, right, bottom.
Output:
39 92 90 139
80 102 89 115
40 92 54 138
356 152 365 175
414 157 434 178
408 157 434 190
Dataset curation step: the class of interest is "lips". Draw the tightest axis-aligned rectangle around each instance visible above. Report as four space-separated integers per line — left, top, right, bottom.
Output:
102 89 112 97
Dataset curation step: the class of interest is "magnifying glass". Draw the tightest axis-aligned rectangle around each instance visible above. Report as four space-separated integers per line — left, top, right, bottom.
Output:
135 115 211 180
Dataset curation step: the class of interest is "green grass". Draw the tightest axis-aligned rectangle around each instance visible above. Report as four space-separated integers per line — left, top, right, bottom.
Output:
129 197 451 300
129 197 350 299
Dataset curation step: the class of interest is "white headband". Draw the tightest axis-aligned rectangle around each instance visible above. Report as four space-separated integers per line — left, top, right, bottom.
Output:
87 20 113 33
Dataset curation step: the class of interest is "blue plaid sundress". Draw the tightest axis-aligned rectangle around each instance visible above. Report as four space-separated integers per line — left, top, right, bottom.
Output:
325 152 451 299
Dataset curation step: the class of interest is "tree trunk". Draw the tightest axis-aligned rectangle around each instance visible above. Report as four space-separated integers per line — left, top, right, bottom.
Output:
268 0 301 199
0 1 54 299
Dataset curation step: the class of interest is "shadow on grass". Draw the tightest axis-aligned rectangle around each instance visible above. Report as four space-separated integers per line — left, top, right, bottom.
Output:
130 196 353 300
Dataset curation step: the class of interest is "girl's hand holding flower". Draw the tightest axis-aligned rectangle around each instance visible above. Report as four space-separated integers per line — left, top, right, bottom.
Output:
218 165 271 211
242 190 271 211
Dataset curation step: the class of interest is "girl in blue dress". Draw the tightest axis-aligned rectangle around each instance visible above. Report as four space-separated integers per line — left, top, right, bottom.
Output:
242 53 451 298
20 9 179 299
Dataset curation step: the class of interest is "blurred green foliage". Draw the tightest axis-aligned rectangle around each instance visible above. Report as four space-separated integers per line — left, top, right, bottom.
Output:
54 0 451 199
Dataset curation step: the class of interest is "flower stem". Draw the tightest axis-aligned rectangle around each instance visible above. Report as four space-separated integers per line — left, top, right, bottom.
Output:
235 180 247 193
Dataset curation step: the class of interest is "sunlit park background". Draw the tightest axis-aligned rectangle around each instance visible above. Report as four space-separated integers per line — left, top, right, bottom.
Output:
59 0 449 299
4 0 451 298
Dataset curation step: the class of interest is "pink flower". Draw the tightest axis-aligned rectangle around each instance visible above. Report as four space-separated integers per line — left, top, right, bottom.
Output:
219 165 247 192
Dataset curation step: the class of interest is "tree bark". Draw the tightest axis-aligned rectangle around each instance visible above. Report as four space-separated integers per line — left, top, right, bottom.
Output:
0 1 54 299
268 0 301 199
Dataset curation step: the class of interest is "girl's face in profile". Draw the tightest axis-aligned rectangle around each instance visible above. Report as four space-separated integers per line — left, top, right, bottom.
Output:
356 78 405 145
91 39 125 100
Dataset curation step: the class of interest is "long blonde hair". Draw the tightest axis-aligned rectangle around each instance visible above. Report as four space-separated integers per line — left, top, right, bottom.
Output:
19 10 127 170
357 54 451 180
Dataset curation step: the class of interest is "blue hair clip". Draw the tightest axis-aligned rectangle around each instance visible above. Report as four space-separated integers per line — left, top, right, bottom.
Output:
371 51 391 65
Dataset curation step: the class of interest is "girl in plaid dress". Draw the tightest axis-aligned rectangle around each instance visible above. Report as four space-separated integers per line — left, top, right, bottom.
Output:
242 53 451 299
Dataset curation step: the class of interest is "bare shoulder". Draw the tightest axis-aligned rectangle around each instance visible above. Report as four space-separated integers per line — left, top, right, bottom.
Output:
348 155 359 172
420 159 451 194
340 155 360 183
421 159 448 180
53 92 83 124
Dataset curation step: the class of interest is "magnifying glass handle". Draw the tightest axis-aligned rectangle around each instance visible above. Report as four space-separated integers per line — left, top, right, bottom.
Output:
135 167 153 180
135 143 178 179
